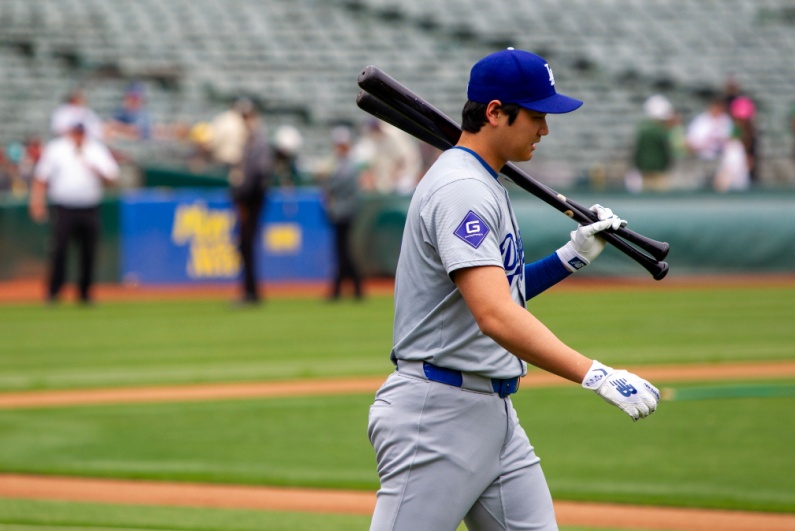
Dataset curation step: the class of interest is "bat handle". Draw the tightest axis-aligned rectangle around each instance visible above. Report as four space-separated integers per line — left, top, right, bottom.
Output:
616 229 670 261
601 230 669 280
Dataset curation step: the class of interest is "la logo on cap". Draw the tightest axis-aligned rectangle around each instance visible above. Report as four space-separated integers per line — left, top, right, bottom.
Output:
545 64 555 86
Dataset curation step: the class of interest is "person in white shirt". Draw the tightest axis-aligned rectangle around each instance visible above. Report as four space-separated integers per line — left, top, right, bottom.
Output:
29 121 120 304
50 89 105 140
685 97 733 187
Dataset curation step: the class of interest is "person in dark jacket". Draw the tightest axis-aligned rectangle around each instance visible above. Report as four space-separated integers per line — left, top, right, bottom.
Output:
229 107 273 304
320 125 364 300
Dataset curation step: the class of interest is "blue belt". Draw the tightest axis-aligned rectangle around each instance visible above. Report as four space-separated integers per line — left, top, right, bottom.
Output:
421 362 520 398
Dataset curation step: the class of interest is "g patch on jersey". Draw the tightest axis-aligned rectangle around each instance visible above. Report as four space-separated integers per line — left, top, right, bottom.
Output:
454 210 490 249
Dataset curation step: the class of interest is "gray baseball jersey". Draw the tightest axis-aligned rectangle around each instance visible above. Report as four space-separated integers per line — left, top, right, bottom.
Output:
370 146 556 531
391 147 527 379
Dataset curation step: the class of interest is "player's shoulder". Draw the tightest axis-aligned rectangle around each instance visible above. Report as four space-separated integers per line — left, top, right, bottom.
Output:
417 149 501 203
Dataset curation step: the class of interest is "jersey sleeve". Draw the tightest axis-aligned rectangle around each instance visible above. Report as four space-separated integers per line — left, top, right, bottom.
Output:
420 179 504 275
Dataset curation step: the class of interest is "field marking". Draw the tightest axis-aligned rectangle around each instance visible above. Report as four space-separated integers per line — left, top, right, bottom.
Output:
1 474 794 531
1 360 794 409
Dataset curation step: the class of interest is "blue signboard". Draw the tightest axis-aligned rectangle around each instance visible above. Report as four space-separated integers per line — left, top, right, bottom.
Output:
120 188 333 284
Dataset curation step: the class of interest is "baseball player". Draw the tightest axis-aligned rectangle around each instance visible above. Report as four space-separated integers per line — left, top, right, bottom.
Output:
367 48 660 531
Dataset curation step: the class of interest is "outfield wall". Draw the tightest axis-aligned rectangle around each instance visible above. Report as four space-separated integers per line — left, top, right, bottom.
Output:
1 187 794 284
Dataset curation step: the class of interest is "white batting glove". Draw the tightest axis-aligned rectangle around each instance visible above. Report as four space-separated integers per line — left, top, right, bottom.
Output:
556 204 627 272
581 360 660 421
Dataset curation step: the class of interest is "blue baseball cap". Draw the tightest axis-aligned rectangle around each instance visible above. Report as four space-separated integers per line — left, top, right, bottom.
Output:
467 48 583 114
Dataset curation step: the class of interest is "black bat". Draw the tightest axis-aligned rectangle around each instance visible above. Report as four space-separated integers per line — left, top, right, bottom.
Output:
356 69 669 280
357 65 670 262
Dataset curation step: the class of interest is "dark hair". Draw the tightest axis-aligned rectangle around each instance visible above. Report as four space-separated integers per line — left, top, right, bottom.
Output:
461 101 522 133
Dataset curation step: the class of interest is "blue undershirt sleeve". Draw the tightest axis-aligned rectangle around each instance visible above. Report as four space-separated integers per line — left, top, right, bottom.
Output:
524 253 572 300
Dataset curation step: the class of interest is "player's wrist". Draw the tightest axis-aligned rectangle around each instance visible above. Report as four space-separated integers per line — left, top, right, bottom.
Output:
556 241 589 273
581 359 614 389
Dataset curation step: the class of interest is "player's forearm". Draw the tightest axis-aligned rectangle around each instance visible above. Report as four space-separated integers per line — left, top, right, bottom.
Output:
478 304 592 383
454 265 592 383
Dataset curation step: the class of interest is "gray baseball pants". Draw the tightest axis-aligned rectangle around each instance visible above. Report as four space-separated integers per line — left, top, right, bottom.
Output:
368 361 557 531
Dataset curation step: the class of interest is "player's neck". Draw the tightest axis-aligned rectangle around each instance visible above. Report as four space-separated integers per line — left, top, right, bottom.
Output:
456 132 506 174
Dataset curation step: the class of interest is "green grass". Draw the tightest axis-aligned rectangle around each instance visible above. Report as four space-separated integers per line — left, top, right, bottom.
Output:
516 381 795 513
1 286 794 392
0 498 371 531
0 381 793 512
0 298 395 391
1 285 794 525
0 394 378 490
0 499 653 531
528 286 795 365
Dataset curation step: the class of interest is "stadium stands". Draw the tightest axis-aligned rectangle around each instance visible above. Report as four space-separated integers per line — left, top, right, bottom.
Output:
1 0 794 187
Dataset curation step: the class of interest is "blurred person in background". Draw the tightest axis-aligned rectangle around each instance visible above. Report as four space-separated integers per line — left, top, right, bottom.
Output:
728 96 760 185
28 120 120 304
316 125 364 301
685 96 733 188
272 124 306 186
104 82 152 141
228 106 274 305
713 124 750 192
627 94 675 192
50 88 104 140
0 149 13 195
354 119 422 194
15 135 44 193
209 97 253 169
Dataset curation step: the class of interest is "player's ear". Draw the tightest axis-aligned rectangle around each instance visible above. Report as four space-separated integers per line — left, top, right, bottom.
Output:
485 100 503 126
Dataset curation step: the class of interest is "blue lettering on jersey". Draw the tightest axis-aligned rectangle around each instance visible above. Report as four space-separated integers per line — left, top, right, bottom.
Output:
501 233 525 287
454 210 490 248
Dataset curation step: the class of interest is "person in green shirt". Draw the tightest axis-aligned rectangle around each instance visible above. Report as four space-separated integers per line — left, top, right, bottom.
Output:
631 94 675 192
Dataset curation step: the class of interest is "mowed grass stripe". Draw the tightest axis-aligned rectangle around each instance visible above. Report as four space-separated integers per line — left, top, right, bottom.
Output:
1 287 794 392
0 382 793 512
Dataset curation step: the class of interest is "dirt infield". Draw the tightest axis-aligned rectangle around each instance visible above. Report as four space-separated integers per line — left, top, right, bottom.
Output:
1 360 795 409
1 473 794 531
2 276 795 530
4 273 795 304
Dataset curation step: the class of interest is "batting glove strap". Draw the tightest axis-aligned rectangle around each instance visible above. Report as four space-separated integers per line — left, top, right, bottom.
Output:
556 241 590 273
581 360 615 390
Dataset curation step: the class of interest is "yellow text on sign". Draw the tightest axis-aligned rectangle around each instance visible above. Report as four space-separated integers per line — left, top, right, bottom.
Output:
171 202 240 279
265 223 302 254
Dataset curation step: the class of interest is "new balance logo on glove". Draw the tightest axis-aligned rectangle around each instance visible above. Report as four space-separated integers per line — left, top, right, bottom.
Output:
610 378 638 397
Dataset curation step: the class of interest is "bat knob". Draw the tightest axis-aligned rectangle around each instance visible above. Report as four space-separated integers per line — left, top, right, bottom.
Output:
652 261 669 281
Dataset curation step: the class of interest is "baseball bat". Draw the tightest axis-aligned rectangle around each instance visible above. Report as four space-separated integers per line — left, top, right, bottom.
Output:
356 89 669 281
357 65 670 263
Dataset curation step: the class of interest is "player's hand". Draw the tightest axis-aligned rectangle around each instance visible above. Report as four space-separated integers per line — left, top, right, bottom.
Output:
581 360 660 421
556 204 627 271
